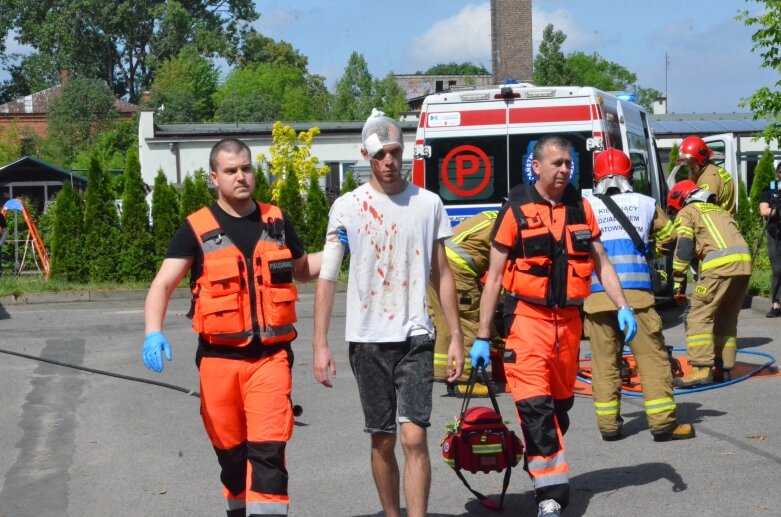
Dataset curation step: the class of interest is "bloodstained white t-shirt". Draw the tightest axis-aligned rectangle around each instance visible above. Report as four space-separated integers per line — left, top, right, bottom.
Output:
327 182 453 342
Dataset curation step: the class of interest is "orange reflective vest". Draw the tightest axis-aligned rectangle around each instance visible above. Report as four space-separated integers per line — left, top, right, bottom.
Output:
187 204 298 347
503 185 594 308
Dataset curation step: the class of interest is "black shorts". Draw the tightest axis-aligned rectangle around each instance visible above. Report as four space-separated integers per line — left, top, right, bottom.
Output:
348 335 434 433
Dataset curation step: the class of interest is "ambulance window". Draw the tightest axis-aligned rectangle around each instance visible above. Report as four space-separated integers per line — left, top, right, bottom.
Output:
507 132 594 191
423 136 508 206
627 132 652 196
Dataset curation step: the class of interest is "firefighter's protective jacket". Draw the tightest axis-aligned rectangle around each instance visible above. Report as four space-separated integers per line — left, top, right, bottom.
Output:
187 203 298 346
444 210 498 279
693 163 736 216
672 201 751 284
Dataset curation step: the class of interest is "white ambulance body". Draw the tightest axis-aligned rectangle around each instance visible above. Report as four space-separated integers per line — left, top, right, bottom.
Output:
411 83 668 225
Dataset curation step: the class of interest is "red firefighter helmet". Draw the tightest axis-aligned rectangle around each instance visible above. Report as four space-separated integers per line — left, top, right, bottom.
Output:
677 135 713 166
593 149 633 181
667 179 699 213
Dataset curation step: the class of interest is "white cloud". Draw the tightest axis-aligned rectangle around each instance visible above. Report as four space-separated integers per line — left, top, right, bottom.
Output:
404 3 492 72
253 5 300 39
532 7 610 54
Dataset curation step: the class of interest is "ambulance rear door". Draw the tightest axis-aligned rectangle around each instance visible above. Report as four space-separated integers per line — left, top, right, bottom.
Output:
419 92 510 224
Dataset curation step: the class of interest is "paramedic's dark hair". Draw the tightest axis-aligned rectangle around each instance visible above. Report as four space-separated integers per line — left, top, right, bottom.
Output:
532 135 572 162
209 138 252 172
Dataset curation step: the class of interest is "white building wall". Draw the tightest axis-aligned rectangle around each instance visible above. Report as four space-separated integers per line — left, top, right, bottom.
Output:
138 110 417 188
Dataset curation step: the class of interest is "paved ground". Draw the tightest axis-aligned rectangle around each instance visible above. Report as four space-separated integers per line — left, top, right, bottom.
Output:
0 290 780 517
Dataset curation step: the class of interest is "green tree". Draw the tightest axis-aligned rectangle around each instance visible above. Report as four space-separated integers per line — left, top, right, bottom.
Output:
332 52 375 121
0 124 20 165
213 63 327 122
340 170 360 195
0 0 258 101
566 51 636 90
50 183 87 281
151 169 180 260
46 77 118 164
419 62 490 75
738 3 781 144
233 32 309 72
70 116 138 172
373 74 409 119
257 122 328 201
0 52 61 103
254 165 273 203
277 164 304 239
737 178 759 249
532 24 571 86
750 148 776 208
303 172 329 252
635 86 664 113
179 169 214 220
150 47 219 124
120 148 156 281
83 155 121 281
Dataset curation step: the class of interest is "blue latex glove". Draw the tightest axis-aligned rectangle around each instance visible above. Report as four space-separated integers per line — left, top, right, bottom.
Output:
142 331 172 373
470 339 491 369
337 228 349 255
617 307 637 343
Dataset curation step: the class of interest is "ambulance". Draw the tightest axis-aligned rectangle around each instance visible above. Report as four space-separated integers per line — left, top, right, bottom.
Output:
411 82 668 224
411 82 672 296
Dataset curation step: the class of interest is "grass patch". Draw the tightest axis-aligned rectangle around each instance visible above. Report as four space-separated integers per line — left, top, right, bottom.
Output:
0 275 151 298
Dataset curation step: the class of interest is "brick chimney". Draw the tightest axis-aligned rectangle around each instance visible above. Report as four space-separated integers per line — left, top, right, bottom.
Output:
141 90 152 106
491 0 533 83
60 67 69 84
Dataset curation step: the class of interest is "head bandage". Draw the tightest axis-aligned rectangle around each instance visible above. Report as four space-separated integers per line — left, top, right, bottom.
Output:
362 108 404 158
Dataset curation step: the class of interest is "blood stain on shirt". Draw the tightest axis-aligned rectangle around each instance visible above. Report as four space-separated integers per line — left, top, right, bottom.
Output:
377 267 385 278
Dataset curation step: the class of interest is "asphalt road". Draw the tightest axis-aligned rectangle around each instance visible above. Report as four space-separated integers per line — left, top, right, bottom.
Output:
0 292 780 517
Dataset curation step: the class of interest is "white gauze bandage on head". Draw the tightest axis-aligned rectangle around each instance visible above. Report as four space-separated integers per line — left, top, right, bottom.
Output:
319 237 345 281
362 108 404 158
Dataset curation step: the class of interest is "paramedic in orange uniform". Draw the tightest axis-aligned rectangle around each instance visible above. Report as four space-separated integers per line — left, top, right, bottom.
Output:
474 136 636 517
142 138 324 517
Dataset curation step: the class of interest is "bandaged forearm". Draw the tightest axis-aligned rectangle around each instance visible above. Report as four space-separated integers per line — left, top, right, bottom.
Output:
319 238 345 281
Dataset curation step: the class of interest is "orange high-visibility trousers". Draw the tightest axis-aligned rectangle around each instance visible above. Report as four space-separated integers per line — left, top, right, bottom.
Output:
199 348 294 517
503 309 580 510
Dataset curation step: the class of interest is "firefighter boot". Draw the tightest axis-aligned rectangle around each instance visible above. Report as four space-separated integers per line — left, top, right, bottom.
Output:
673 366 714 388
451 382 490 398
600 416 624 442
653 422 696 442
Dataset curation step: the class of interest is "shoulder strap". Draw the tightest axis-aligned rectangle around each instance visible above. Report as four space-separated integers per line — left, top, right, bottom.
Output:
594 194 648 257
506 185 531 259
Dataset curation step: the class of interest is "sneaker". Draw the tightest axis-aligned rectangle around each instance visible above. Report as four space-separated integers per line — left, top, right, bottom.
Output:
537 499 562 516
653 422 696 442
766 307 781 318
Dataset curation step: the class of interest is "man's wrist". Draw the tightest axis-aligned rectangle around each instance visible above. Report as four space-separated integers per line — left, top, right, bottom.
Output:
476 336 491 341
617 305 634 313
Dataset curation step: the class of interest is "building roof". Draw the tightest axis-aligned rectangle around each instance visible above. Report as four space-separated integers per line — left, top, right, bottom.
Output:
152 120 419 139
649 112 772 137
0 156 88 187
0 84 138 115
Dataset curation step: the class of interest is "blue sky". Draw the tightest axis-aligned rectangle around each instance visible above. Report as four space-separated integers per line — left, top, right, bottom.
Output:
2 1 776 114
253 0 777 114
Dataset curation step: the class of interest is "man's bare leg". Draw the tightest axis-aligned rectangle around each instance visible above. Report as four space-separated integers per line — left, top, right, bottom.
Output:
371 432 401 517
400 422 430 517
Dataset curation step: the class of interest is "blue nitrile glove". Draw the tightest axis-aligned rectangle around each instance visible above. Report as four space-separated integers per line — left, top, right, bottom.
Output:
470 339 491 368
337 228 349 255
142 331 172 373
617 307 637 343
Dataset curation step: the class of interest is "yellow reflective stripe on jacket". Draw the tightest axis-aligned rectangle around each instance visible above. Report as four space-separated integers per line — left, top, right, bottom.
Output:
445 213 497 276
594 400 620 416
701 246 751 271
676 225 694 239
655 219 675 241
701 213 727 249
644 397 676 415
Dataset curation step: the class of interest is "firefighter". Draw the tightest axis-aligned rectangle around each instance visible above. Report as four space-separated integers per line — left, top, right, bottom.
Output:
474 136 637 517
142 138 326 517
677 135 736 215
428 210 498 397
667 179 752 387
584 149 694 442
